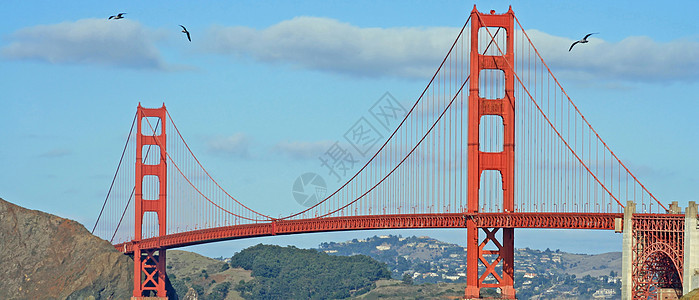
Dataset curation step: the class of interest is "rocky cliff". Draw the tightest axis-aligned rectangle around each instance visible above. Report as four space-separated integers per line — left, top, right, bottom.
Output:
0 197 132 299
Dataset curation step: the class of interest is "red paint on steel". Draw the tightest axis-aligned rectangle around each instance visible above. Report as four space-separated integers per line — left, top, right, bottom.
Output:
631 214 684 299
465 6 516 299
134 104 168 298
114 213 620 253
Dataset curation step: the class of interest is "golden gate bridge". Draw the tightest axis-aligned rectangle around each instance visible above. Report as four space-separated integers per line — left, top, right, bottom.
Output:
91 6 699 299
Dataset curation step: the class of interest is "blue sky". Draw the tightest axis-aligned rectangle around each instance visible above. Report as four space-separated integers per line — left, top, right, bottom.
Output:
1 1 697 257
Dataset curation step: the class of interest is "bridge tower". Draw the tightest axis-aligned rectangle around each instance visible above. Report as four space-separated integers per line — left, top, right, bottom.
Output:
465 6 516 299
134 104 168 298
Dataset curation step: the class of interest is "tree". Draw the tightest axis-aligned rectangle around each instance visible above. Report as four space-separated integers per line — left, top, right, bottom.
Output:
208 282 231 300
170 278 188 299
230 244 390 299
191 284 205 297
402 273 413 285
220 263 230 272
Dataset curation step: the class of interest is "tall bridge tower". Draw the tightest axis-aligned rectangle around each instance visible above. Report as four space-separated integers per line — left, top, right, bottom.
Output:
134 104 168 298
465 7 516 299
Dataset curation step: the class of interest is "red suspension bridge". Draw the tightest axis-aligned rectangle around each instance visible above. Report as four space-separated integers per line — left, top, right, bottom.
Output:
92 6 699 300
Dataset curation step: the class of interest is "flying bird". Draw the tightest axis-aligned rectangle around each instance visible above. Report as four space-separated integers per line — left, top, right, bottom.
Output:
569 32 598 51
180 25 191 42
108 13 126 20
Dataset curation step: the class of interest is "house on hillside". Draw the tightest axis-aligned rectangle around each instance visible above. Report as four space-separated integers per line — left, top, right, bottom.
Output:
592 288 617 299
376 244 390 251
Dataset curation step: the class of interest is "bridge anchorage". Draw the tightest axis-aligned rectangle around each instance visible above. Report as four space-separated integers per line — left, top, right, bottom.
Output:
91 5 699 300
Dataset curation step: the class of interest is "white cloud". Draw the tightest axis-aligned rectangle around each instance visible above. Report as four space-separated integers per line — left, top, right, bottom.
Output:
203 16 459 79
520 30 699 83
207 133 251 158
202 17 699 82
1 18 174 70
7 17 695 82
273 140 335 160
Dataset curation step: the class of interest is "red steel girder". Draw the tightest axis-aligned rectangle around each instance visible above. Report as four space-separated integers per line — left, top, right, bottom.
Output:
117 213 466 253
468 212 622 229
477 228 513 290
631 214 684 299
138 249 166 295
632 214 685 232
115 212 622 253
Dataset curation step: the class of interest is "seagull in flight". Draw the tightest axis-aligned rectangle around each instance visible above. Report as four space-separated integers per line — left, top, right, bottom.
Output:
180 25 191 42
569 32 598 51
108 13 126 20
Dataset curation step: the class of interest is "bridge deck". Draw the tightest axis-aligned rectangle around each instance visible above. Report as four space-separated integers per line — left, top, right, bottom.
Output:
115 212 623 253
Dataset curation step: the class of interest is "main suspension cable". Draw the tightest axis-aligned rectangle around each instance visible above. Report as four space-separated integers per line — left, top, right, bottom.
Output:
92 112 136 234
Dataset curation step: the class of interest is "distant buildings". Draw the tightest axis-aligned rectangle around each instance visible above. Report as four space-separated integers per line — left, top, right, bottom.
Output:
318 235 622 297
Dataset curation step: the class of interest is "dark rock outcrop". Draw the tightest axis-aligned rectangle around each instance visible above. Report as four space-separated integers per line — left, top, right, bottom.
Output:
0 197 133 299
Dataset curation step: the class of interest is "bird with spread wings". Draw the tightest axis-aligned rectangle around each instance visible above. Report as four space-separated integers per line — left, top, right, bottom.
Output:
180 25 191 42
108 13 126 20
569 32 598 51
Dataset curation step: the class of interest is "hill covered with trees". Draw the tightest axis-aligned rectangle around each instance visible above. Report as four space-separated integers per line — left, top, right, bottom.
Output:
319 235 622 299
231 244 391 299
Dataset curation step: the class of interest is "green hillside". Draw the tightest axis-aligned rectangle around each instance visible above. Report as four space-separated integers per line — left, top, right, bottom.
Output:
231 244 391 299
166 250 252 300
162 235 626 299
319 235 622 299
